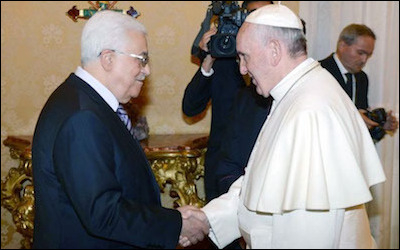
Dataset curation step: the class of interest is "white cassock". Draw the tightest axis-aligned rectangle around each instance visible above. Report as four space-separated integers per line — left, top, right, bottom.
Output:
202 58 386 249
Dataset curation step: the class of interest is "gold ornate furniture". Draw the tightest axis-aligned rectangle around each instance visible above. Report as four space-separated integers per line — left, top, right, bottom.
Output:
1 136 33 249
142 134 208 208
1 134 208 249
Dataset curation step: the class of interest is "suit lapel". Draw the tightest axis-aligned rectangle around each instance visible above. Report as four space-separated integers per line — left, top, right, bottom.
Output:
326 54 346 86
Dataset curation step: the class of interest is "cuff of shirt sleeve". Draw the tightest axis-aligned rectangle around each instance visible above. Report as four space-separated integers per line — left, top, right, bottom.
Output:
201 67 214 77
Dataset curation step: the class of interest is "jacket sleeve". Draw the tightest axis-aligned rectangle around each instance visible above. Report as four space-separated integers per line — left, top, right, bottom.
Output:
182 68 212 117
355 72 369 110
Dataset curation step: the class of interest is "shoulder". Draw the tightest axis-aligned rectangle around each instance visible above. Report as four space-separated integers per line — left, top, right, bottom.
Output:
56 110 114 150
286 66 352 113
319 53 336 69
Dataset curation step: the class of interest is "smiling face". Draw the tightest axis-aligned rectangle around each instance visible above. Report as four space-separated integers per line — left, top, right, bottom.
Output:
337 35 375 74
106 30 150 103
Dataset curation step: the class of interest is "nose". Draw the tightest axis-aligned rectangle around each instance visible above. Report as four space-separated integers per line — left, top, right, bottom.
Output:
239 60 248 75
360 54 369 64
142 63 150 76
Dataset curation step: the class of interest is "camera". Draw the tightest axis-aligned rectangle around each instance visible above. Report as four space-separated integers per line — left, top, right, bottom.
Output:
191 1 248 59
208 1 248 58
365 108 387 143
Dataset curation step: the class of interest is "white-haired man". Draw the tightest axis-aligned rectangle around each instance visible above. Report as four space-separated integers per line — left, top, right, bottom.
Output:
32 10 207 249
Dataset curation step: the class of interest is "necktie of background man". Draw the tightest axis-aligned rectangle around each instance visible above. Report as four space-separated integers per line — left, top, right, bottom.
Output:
344 72 353 99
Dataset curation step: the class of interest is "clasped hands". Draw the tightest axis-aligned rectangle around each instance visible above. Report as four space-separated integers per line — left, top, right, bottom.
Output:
177 205 210 248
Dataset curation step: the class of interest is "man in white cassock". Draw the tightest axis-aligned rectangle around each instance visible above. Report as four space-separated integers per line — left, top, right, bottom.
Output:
181 4 386 249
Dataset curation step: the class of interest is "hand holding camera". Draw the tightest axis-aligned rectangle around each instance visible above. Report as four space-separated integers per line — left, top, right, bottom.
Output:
199 28 218 72
361 108 399 143
192 1 248 59
382 110 399 133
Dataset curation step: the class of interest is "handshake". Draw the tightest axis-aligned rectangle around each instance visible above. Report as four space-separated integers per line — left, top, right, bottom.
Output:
177 205 210 248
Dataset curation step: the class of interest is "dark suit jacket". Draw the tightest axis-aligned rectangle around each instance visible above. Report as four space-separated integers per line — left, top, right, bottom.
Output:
182 58 246 201
32 74 181 249
320 53 369 109
215 85 272 195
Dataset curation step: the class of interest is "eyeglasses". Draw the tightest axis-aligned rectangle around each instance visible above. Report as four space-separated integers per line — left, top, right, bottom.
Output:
113 50 149 67
105 49 149 67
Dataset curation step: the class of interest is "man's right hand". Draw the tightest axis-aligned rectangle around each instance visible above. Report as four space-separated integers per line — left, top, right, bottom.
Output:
383 110 399 133
199 27 217 52
200 28 217 72
177 205 210 248
359 110 379 129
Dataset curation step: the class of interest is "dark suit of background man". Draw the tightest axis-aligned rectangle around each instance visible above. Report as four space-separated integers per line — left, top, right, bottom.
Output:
32 10 207 249
215 85 272 195
320 23 398 136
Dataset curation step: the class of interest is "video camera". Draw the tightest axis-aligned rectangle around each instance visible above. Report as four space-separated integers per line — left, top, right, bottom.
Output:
191 1 248 59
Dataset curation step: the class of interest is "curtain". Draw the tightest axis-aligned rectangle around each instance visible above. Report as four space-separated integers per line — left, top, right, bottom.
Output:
299 1 399 249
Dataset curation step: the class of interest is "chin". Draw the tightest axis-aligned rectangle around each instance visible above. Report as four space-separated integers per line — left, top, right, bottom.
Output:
131 93 140 99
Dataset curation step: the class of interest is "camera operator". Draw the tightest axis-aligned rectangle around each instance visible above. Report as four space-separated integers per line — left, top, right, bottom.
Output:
182 1 273 206
320 24 398 143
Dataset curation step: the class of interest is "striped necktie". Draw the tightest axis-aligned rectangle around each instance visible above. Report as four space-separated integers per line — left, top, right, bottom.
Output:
116 104 135 136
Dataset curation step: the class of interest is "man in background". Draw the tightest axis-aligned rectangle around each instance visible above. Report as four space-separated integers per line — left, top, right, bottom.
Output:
320 24 398 142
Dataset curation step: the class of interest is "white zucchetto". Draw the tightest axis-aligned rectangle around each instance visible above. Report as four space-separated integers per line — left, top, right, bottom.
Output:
245 4 303 30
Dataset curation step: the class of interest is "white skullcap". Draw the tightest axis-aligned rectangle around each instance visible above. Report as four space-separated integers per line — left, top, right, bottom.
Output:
245 4 303 30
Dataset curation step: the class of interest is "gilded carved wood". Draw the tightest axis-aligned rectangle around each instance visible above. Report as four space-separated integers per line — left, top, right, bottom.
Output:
1 137 34 249
147 149 206 208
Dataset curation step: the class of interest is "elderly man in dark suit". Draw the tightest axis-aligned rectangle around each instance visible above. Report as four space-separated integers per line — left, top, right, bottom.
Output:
32 10 207 249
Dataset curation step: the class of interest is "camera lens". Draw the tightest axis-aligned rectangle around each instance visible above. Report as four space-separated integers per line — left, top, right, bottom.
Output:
210 34 237 58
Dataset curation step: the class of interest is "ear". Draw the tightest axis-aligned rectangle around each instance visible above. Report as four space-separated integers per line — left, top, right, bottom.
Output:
99 50 114 72
268 39 281 66
337 40 349 51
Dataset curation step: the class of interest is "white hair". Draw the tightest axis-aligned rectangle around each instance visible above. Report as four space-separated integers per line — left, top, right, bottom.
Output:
81 10 147 66
255 24 307 58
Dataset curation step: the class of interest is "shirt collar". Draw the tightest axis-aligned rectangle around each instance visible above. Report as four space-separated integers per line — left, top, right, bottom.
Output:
74 66 119 112
333 53 350 77
270 58 318 104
